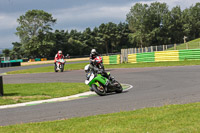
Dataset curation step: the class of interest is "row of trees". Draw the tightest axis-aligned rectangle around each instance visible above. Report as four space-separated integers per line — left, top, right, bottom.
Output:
6 21 130 59
2 2 200 59
127 2 200 47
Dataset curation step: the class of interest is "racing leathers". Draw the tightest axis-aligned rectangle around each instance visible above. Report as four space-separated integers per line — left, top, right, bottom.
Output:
54 53 64 63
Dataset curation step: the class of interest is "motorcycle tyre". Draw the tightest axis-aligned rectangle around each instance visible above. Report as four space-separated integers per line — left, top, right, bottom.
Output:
54 64 58 72
61 64 64 72
114 80 123 93
92 84 106 96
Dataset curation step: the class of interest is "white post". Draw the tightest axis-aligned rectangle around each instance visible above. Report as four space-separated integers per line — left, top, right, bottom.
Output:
186 43 189 49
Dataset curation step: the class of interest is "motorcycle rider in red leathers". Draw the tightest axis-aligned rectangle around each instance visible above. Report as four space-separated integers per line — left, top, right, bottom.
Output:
54 50 64 69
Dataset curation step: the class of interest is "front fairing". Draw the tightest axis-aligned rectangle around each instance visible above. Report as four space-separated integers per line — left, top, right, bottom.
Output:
57 59 65 64
85 73 108 87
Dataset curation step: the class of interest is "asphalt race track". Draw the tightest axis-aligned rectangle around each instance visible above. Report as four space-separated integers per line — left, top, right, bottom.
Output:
0 60 88 74
0 65 200 126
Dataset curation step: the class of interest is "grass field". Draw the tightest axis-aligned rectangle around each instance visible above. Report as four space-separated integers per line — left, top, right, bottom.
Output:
0 102 199 132
0 82 88 105
168 38 200 50
6 60 200 74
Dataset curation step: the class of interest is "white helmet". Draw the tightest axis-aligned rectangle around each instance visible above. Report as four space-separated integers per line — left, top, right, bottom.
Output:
91 49 96 54
84 64 90 73
58 50 62 54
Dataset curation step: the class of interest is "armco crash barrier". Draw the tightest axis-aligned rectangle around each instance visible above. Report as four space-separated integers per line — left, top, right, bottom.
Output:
128 49 200 63
179 49 200 61
102 55 120 65
137 52 155 63
154 50 179 62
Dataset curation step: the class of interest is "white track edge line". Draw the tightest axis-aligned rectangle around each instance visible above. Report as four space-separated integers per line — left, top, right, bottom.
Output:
0 83 133 109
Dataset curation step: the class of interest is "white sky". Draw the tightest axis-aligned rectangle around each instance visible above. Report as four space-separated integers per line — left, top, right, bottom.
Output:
0 0 199 49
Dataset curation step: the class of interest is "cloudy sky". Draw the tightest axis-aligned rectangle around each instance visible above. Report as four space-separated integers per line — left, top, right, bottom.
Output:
0 0 199 49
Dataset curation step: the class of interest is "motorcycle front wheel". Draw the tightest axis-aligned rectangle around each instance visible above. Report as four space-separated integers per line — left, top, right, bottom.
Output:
92 83 106 96
54 64 58 72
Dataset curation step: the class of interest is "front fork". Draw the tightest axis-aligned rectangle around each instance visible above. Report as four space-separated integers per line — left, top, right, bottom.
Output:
94 81 107 92
57 63 60 69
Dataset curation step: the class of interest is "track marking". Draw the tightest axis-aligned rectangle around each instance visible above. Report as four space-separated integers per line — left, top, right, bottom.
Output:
0 84 133 109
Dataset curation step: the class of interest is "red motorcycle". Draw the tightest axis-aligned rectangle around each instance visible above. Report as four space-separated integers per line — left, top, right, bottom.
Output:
54 59 65 72
93 56 105 71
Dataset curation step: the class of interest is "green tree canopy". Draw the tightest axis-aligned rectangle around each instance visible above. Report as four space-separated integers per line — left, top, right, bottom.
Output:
2 49 10 57
16 9 56 57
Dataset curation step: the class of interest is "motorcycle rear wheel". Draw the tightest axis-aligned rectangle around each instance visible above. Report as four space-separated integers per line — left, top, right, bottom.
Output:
114 81 123 93
92 83 106 96
61 64 64 72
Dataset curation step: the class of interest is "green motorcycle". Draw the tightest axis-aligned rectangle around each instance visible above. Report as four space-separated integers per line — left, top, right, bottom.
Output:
84 65 123 96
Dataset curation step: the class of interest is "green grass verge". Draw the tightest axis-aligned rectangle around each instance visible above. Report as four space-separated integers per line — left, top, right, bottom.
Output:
6 60 200 74
1 102 200 132
168 38 200 50
0 83 88 105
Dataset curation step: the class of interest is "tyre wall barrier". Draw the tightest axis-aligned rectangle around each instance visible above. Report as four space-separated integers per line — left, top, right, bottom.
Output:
0 62 21 68
29 58 47 62
41 58 47 61
1 59 23 63
29 59 35 62
103 55 120 65
35 58 41 61
128 49 200 63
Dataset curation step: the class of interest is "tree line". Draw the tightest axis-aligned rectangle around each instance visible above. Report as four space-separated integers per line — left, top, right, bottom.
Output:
2 2 200 59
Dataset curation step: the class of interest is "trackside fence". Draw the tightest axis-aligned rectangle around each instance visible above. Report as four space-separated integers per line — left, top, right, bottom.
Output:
102 55 120 65
127 49 200 63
